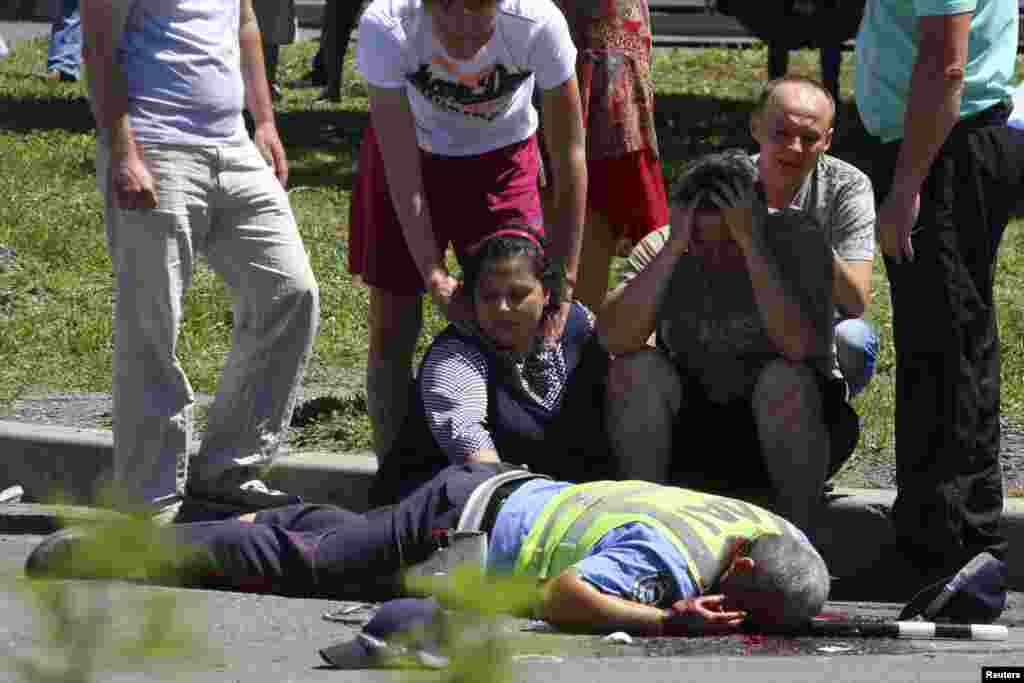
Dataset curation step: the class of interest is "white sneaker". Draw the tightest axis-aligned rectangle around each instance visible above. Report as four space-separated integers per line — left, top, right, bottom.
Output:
149 500 183 526
1 485 24 504
0 36 9 61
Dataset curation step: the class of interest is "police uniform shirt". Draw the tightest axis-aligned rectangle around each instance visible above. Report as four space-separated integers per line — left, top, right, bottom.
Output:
487 479 697 608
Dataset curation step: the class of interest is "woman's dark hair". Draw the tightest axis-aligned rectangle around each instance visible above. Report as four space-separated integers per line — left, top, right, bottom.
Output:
461 226 564 323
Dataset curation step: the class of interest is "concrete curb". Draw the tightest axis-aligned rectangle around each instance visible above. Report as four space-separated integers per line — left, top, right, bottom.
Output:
0 421 115 505
4 419 1024 594
0 420 379 510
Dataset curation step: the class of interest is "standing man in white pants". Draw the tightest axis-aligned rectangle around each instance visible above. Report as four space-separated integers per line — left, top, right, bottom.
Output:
81 0 319 520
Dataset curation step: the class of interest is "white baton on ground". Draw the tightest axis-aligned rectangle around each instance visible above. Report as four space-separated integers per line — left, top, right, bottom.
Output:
813 620 1009 640
890 621 1008 641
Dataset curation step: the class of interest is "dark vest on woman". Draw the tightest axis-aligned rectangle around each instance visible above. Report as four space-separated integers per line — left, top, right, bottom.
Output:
371 304 613 506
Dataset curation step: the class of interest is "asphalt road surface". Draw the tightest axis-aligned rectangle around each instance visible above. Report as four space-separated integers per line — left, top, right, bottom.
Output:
2 533 1024 683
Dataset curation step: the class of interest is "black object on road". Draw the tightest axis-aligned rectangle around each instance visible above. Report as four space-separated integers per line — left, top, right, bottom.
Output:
319 597 449 670
898 551 1008 624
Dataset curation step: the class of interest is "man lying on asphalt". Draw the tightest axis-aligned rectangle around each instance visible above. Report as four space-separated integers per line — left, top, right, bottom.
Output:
26 463 830 636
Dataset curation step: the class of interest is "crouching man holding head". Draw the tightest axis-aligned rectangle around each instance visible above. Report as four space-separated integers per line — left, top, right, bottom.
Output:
598 149 859 533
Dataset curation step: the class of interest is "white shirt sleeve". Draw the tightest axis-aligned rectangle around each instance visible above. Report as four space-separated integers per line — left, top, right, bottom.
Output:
356 7 408 89
419 336 496 462
526 7 577 91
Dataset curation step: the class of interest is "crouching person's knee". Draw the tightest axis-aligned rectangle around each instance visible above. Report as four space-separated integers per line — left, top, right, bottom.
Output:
606 350 683 482
607 349 682 408
752 359 823 428
753 358 831 444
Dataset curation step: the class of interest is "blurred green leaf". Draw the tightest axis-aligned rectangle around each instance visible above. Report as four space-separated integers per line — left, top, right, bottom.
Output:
7 488 214 681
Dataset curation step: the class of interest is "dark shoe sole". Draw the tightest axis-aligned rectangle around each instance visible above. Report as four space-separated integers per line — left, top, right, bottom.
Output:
25 527 88 578
175 496 262 523
184 487 302 515
316 88 341 102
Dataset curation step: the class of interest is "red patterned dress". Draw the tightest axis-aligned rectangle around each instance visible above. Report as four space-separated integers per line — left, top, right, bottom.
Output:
557 0 669 244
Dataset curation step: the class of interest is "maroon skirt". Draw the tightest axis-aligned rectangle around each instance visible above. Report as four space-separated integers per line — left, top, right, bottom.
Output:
347 126 544 295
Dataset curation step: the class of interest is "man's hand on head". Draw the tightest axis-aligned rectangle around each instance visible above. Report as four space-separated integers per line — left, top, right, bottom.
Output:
707 177 765 249
666 200 696 254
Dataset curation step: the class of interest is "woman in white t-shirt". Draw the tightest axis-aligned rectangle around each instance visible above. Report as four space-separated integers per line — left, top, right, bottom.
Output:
347 0 588 461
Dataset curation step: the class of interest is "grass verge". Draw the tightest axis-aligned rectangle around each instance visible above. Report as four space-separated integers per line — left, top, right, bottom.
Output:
2 38 1023 488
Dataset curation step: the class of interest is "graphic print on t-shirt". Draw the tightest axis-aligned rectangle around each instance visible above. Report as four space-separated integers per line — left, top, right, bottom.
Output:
407 51 532 122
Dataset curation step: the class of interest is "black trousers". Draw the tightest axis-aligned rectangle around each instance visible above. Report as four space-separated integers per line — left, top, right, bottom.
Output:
320 0 365 96
867 102 1024 569
162 463 509 598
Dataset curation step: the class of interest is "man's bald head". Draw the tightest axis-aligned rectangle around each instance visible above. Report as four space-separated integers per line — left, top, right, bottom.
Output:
754 76 836 128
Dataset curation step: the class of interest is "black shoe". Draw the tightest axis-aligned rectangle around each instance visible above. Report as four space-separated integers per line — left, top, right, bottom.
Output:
899 551 1008 624
186 468 301 514
25 524 187 583
316 87 341 103
306 68 327 88
25 527 94 579
174 497 249 524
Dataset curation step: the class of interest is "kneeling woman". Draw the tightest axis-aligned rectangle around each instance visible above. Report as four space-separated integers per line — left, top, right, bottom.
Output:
371 227 615 505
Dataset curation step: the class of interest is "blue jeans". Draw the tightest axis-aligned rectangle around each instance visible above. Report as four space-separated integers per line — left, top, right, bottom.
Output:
834 318 879 398
47 0 81 80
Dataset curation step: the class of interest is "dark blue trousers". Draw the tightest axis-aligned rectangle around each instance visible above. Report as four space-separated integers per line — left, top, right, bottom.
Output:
162 463 508 598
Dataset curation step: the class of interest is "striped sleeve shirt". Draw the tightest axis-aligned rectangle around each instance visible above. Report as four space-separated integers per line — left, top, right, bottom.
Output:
419 303 596 463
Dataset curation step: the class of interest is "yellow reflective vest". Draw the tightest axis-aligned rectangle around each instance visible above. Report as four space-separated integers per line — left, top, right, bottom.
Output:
513 480 805 593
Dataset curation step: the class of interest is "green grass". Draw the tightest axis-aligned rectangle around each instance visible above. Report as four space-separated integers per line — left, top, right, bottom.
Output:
2 38 1023 487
